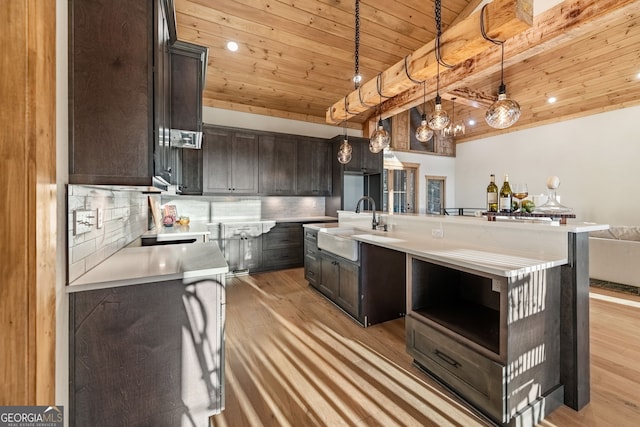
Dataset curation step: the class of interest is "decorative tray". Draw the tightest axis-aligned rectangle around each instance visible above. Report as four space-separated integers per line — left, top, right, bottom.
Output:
482 211 576 225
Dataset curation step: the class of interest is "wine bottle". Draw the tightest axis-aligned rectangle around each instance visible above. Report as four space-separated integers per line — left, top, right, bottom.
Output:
499 174 512 213
486 174 498 212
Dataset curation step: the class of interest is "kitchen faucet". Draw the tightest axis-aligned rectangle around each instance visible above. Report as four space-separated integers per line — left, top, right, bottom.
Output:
355 196 379 230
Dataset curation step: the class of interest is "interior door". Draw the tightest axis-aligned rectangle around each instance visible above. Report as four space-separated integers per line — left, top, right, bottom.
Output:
426 175 446 214
383 163 418 213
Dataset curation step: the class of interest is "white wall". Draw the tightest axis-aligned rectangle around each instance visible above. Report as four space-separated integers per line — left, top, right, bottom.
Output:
203 106 357 139
455 105 640 226
385 150 456 214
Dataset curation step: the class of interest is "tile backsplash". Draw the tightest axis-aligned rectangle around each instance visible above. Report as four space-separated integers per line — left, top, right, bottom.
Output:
159 195 326 222
67 189 328 283
67 185 148 283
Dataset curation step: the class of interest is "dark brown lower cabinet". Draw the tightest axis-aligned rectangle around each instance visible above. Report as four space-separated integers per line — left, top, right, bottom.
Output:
69 279 225 426
304 229 320 286
260 222 304 270
319 252 359 317
304 236 406 327
406 255 564 426
359 243 406 326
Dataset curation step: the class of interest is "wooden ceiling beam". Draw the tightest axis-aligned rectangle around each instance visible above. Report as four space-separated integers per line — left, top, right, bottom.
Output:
377 0 639 123
325 0 533 124
442 88 496 109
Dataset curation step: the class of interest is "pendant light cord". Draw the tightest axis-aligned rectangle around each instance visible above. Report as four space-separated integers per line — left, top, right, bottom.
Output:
480 4 506 88
423 81 427 114
435 0 454 69
354 0 360 88
343 97 349 138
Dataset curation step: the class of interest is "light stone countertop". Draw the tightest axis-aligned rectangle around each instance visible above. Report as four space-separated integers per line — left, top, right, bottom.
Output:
67 242 228 293
142 220 212 241
304 215 609 277
268 216 337 223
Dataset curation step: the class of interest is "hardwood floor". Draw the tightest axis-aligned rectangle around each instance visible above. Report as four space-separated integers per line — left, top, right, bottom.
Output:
211 268 640 427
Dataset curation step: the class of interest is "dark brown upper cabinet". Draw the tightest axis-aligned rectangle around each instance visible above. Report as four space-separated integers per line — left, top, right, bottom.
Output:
170 40 208 133
170 41 207 194
202 126 259 194
296 137 332 196
259 134 297 195
69 0 175 188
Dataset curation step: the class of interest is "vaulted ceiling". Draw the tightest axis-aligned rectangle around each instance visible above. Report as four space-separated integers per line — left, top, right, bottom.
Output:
174 0 640 143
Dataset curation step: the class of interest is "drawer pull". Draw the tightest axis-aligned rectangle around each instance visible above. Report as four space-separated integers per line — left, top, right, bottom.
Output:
434 349 461 368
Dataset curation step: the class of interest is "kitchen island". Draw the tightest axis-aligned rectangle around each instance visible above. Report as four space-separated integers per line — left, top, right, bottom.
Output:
306 212 607 426
68 241 228 427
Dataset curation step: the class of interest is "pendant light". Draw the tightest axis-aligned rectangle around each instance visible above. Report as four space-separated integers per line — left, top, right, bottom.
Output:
443 97 465 137
415 81 434 142
369 74 390 153
428 0 450 131
337 134 352 164
481 5 521 129
338 0 358 164
337 98 353 164
369 111 390 153
427 62 450 131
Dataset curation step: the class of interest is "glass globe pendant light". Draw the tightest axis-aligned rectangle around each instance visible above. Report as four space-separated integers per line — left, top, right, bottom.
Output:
443 97 465 137
481 5 520 129
415 81 434 142
369 78 389 153
427 62 450 131
369 117 390 153
337 98 353 164
485 83 520 129
337 138 352 164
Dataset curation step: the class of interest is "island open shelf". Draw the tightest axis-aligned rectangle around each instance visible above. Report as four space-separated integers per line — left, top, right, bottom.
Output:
413 303 500 356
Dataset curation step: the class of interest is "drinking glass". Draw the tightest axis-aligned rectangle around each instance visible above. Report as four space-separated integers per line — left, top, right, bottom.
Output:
512 184 528 212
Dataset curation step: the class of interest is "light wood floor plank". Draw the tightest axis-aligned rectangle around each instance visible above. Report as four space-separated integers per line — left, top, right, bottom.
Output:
212 268 640 426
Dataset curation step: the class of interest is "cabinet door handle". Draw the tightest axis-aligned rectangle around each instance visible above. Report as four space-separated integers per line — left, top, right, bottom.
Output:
434 349 461 368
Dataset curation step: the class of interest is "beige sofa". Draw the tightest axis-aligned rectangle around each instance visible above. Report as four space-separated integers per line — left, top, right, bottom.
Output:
589 226 640 288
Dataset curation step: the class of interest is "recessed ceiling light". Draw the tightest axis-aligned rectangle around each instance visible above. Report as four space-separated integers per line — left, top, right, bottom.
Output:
226 41 239 52
548 97 557 103
468 119 476 126
636 72 640 80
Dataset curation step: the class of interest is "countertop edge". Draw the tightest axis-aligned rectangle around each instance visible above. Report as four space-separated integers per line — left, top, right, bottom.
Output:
68 242 229 293
306 222 569 277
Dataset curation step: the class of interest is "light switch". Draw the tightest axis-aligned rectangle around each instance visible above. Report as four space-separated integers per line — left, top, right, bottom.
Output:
97 208 104 229
73 209 94 236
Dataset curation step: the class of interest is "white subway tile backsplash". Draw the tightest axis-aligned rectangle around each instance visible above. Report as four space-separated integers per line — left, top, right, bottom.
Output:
67 185 148 283
67 189 327 284
159 195 326 221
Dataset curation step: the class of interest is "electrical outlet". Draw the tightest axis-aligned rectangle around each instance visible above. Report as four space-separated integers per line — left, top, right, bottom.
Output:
431 228 444 239
492 281 502 292
73 209 94 236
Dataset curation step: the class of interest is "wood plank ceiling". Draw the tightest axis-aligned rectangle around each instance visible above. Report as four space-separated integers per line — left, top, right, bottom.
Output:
174 0 640 143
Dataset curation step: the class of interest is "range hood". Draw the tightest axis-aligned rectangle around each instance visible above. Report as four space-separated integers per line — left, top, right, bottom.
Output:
170 129 203 149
